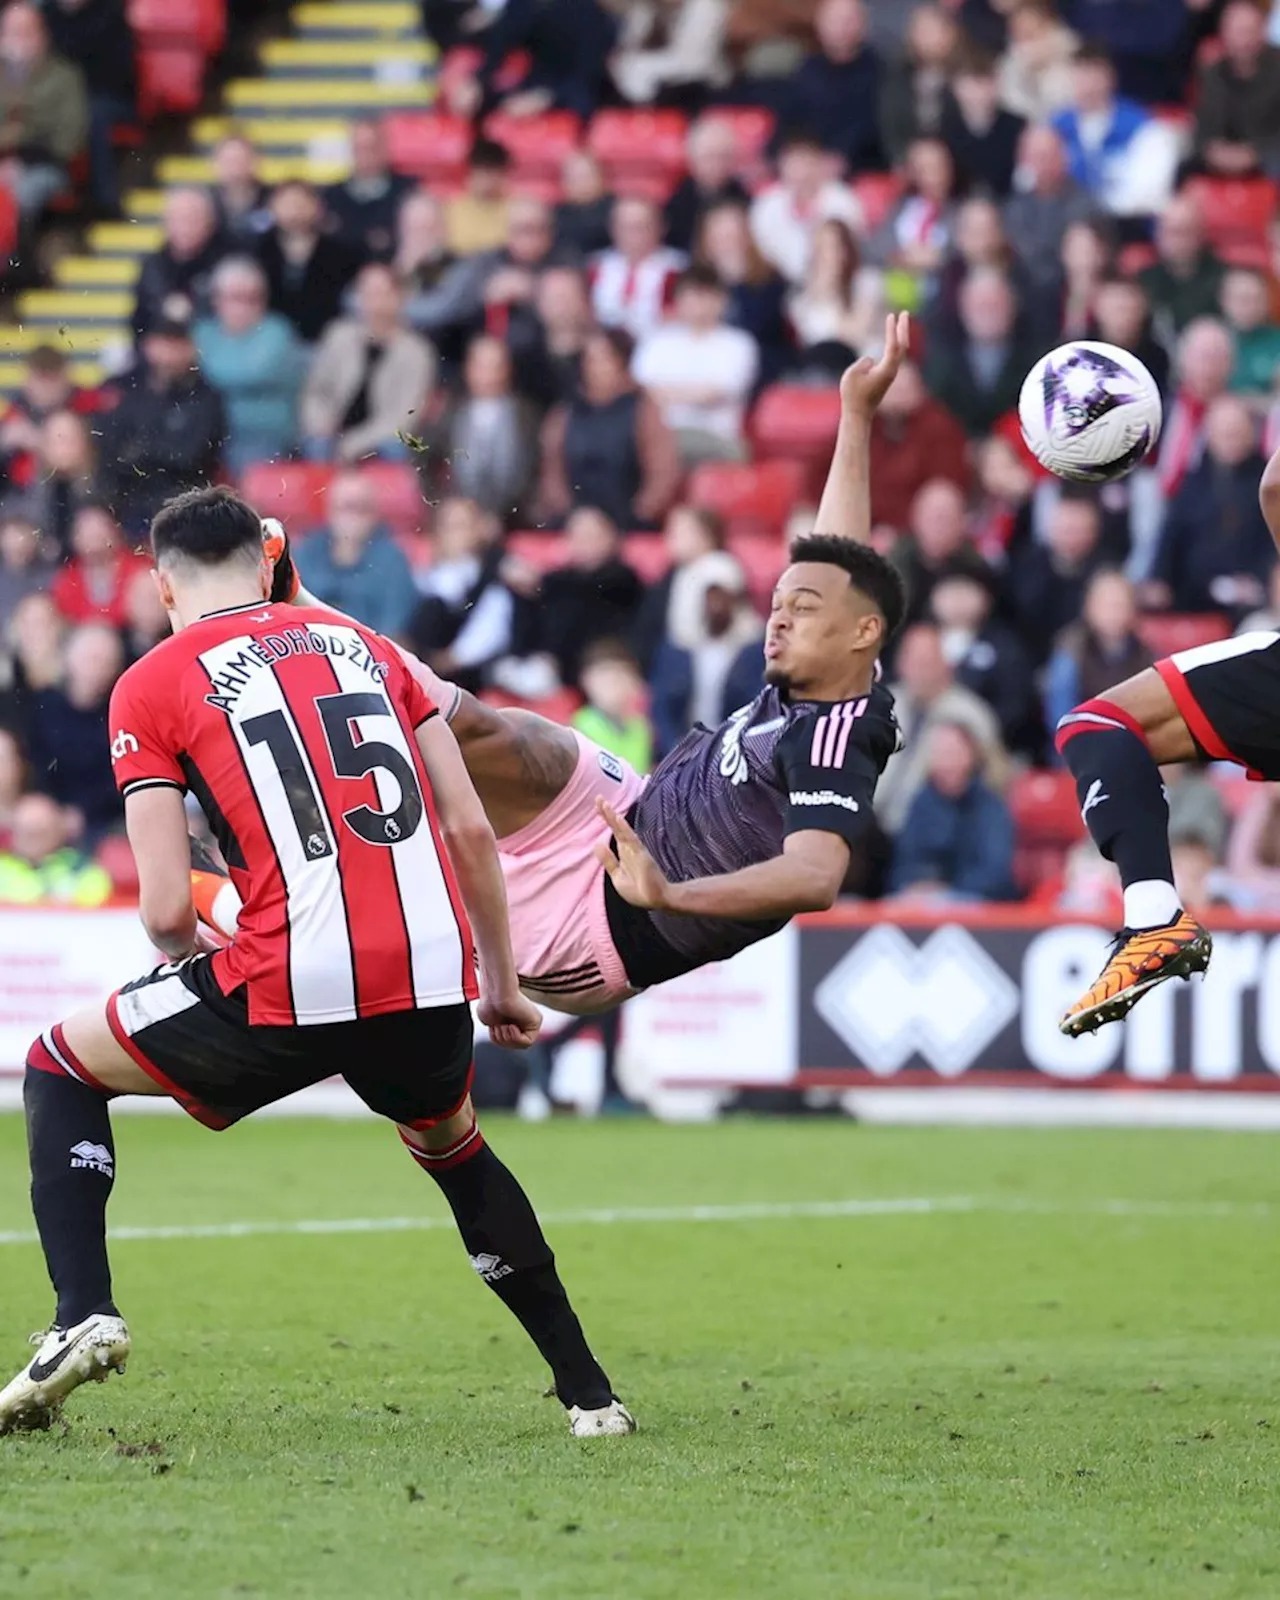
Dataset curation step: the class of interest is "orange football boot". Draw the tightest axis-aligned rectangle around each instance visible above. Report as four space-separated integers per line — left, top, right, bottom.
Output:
1059 912 1213 1037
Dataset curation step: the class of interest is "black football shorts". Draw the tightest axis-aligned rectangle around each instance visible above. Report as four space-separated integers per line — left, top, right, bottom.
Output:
1155 630 1280 781
107 953 473 1131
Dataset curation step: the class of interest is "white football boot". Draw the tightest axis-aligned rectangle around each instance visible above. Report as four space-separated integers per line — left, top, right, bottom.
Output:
0 1314 130 1433
568 1399 636 1437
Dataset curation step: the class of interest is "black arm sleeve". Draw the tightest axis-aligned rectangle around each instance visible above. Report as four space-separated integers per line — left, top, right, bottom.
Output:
775 690 899 849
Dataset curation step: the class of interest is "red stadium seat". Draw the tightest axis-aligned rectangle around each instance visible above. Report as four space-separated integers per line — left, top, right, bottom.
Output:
1183 176 1278 267
621 533 668 584
750 385 842 466
359 462 428 538
481 685 582 724
506 530 562 571
136 46 205 117
1136 612 1231 657
384 113 472 183
1008 770 1085 848
852 172 904 233
587 109 688 183
705 107 775 169
483 110 581 179
439 46 530 98
240 462 334 531
728 532 785 604
0 183 18 265
506 530 668 583
128 0 224 52
688 459 805 536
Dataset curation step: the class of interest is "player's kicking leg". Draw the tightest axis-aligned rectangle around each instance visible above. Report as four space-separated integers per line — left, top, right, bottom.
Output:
1055 666 1215 1037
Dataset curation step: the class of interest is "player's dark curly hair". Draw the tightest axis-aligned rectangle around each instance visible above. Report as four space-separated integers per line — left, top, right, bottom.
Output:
789 534 906 641
151 485 264 568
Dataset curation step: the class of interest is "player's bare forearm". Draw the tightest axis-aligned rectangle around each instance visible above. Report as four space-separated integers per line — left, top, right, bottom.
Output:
1260 443 1280 554
663 848 846 920
813 312 910 544
446 827 522 995
127 787 199 959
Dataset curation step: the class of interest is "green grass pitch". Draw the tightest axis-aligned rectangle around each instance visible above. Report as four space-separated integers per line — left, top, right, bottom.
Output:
2 1113 1279 1600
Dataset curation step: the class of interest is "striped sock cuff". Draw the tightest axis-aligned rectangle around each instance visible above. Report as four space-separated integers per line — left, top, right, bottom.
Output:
27 1026 113 1095
1055 697 1150 755
399 1118 485 1172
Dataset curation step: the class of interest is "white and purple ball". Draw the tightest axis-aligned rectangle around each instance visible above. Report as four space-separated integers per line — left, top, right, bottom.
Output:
1018 340 1162 484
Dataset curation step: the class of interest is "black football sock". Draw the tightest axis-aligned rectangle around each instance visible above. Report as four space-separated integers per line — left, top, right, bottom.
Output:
402 1121 615 1410
25 1034 119 1327
1057 701 1181 929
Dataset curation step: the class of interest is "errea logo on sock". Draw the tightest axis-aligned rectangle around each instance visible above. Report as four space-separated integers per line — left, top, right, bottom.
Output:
69 1141 113 1177
468 1252 513 1283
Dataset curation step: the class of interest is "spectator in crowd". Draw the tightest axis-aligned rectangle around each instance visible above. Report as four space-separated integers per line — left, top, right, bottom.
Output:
323 116 414 262
1008 489 1108 656
1091 274 1169 395
898 476 991 624
121 564 167 662
969 433 1035 553
591 196 687 342
536 506 646 685
648 549 763 755
431 334 539 518
555 150 612 256
1153 394 1274 616
1221 267 1280 394
16 409 99 557
515 264 594 410
1056 215 1112 340
98 319 225 534
408 496 523 689
0 512 54 628
301 263 437 463
1237 551 1280 633
879 618 1008 830
664 116 750 255
782 0 882 172
933 196 1036 341
868 357 970 531
696 201 790 379
1167 764 1229 865
0 726 25 844
208 131 271 242
49 502 146 627
749 127 863 285
294 469 417 639
879 3 956 167
631 502 732 671
1043 566 1152 736
572 642 654 775
928 565 1040 755
942 46 1024 198
0 793 110 906
407 197 578 357
1194 0 1280 179
257 180 363 345
1138 195 1225 346
195 256 306 473
890 719 1016 901
1 589 61 731
44 0 136 217
131 187 226 342
24 620 121 839
998 0 1078 122
0 1 87 219
609 0 731 105
632 265 759 465
866 136 958 289
1156 316 1235 501
0 344 98 493
1067 0 1196 105
537 328 681 529
473 0 617 119
787 219 884 374
1224 784 1280 912
1052 43 1179 217
1002 123 1097 297
395 190 457 318
445 136 512 258
924 268 1035 437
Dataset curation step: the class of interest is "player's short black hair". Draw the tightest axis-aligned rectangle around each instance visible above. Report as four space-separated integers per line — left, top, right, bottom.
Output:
151 485 263 568
789 534 906 641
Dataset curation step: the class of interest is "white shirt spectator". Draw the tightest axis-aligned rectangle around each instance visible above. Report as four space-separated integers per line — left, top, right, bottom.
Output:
749 180 864 284
633 321 759 443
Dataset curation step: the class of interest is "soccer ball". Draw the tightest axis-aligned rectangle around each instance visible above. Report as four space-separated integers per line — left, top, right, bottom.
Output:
1018 341 1162 483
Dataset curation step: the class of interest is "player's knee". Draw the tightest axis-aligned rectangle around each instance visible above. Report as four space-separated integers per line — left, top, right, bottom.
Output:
25 1029 110 1094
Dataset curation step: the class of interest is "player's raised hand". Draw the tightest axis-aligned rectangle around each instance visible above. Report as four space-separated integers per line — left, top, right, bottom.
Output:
594 798 671 911
479 991 543 1051
839 311 911 419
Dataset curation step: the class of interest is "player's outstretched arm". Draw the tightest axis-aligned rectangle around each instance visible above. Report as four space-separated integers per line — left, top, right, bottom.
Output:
595 801 850 919
127 786 199 959
415 715 542 1050
812 311 910 544
1260 442 1280 556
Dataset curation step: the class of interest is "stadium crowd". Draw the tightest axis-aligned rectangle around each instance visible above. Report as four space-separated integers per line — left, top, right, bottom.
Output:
2 0 1280 914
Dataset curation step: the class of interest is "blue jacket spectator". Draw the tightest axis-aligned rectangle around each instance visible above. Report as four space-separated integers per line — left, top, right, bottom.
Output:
195 258 305 474
1051 46 1150 208
890 720 1016 901
295 471 417 639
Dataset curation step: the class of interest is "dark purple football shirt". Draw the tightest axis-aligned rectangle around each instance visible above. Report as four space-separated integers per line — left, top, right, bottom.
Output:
605 681 900 986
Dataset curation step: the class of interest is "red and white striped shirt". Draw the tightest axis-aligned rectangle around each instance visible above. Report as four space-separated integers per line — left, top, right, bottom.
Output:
589 246 686 340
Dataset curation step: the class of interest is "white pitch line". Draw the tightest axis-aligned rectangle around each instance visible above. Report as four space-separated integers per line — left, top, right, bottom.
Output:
0 1194 1273 1248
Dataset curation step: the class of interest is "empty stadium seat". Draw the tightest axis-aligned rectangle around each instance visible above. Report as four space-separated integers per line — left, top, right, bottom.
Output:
750 385 842 465
688 459 806 536
1183 176 1277 267
1008 769 1085 847
484 110 581 179
480 685 582 724
137 47 206 118
588 109 688 184
128 0 225 54
622 533 668 584
240 462 334 530
1136 612 1231 657
852 172 904 232
0 185 17 266
728 532 785 603
706 107 775 170
384 113 472 183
